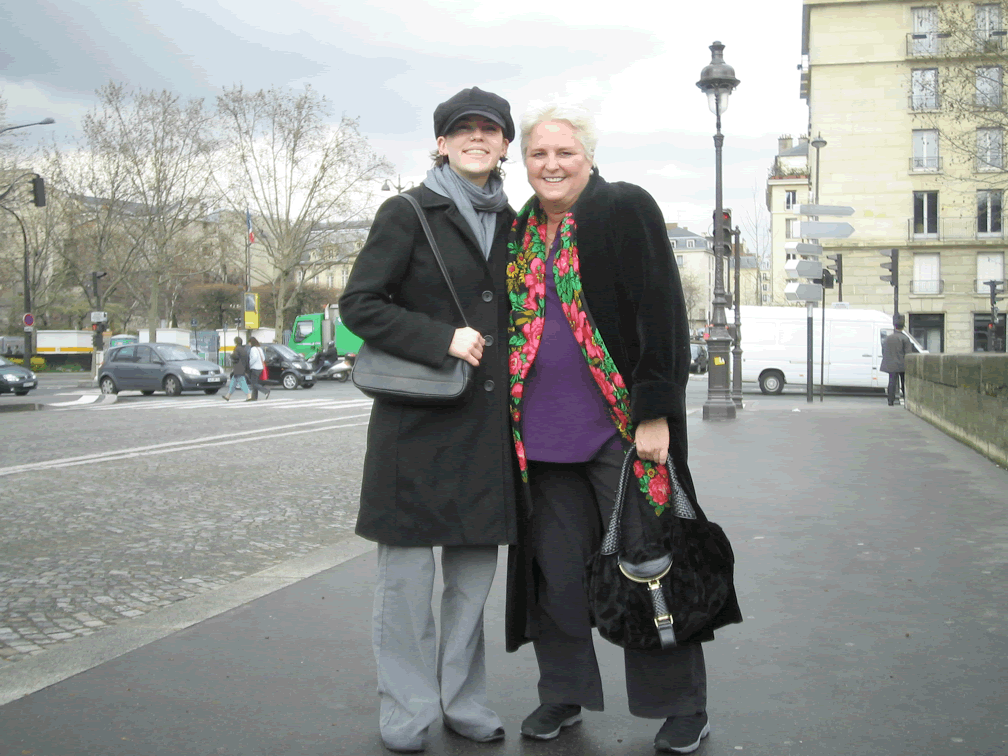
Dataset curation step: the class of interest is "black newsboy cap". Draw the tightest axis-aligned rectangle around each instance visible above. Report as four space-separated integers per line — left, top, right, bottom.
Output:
433 87 514 142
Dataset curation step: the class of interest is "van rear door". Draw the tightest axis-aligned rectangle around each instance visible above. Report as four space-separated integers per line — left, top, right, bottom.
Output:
827 320 876 387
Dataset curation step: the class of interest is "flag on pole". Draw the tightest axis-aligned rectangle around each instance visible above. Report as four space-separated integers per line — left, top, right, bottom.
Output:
246 209 255 244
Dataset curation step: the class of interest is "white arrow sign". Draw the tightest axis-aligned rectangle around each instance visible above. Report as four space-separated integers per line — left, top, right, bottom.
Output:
784 282 823 302
784 241 823 256
785 259 823 279
801 221 854 239
797 204 855 216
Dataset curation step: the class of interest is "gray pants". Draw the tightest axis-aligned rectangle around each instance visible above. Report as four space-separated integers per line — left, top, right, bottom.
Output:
373 544 501 751
527 446 707 719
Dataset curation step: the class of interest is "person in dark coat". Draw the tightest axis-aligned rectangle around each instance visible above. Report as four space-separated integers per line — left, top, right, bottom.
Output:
504 100 742 754
338 87 518 753
222 336 250 401
880 314 916 405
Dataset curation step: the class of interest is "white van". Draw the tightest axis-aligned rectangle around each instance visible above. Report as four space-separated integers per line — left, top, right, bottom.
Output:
729 305 928 394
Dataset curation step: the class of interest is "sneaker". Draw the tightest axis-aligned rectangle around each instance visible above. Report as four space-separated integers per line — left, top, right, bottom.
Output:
520 704 581 740
654 712 710 754
443 721 504 743
222 393 230 401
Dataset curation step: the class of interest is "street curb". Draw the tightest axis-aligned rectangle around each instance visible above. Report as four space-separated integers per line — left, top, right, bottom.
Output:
0 536 376 705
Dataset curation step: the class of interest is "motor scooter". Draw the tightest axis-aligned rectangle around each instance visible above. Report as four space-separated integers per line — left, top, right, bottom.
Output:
321 352 356 382
310 345 356 382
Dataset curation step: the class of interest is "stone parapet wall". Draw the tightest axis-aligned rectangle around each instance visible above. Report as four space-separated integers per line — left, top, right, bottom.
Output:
905 354 1008 468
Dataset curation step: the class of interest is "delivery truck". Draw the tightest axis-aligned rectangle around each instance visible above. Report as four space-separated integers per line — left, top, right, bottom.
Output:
731 305 927 394
289 304 362 360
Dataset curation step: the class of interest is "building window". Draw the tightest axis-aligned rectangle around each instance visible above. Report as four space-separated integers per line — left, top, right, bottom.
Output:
977 251 1005 292
977 189 1003 235
785 218 800 238
976 66 1002 107
908 313 944 352
784 190 797 209
912 129 940 171
686 239 695 248
676 254 685 266
912 252 941 293
975 4 1003 49
911 68 939 109
669 239 677 249
327 274 334 288
977 128 1004 171
912 6 939 55
913 191 939 236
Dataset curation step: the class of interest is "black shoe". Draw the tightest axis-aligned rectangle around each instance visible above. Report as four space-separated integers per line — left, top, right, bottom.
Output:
520 704 581 740
444 722 505 743
654 712 710 753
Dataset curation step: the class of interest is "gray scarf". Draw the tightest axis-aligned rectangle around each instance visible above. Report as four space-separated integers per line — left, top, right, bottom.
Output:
423 163 508 259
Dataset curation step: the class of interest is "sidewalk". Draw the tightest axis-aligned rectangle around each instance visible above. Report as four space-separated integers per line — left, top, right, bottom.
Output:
0 399 1005 756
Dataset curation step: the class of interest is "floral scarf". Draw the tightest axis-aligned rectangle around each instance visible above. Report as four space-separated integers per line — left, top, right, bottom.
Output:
506 199 672 516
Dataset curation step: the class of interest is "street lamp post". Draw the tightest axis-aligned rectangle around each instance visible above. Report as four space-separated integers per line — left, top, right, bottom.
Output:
811 134 827 402
697 40 740 421
732 225 743 408
382 175 414 194
0 118 55 137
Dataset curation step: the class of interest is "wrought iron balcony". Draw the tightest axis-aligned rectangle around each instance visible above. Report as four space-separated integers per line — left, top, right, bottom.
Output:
909 155 943 172
908 93 940 111
906 29 1006 57
976 278 1007 294
909 278 944 295
908 217 1006 241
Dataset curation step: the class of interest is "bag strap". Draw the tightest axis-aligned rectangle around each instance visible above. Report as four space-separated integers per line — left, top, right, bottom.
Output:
399 192 471 329
601 445 700 557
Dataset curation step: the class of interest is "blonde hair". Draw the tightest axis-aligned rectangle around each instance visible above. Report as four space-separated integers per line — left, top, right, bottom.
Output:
519 99 598 164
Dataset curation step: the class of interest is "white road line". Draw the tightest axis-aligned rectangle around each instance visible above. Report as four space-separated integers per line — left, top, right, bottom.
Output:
86 396 372 412
48 395 102 406
0 413 372 477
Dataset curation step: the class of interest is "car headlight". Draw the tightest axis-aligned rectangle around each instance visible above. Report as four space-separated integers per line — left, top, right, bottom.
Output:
181 366 200 376
29 372 36 379
1 372 18 381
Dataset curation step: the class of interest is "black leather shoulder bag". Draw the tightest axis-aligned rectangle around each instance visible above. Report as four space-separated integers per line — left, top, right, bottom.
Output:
351 192 475 406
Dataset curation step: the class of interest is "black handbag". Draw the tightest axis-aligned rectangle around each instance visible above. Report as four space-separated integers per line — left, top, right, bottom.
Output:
351 192 475 406
585 446 740 650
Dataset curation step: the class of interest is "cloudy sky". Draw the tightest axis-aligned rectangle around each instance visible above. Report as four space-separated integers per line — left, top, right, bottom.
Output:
1 0 808 246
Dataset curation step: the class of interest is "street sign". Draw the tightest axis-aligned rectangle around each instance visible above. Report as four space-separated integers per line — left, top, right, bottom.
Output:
785 259 823 279
784 241 823 256
22 313 34 327
785 282 823 302
800 221 855 239
90 311 108 323
797 204 855 216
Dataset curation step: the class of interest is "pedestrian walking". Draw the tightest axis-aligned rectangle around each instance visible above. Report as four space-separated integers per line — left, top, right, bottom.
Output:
245 337 270 401
504 99 741 754
338 86 518 753
880 314 916 406
221 336 251 401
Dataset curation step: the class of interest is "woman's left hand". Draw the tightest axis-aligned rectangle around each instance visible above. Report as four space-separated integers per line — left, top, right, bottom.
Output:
634 417 669 464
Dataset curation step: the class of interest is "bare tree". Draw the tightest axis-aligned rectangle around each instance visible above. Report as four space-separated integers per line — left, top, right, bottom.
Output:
216 85 390 331
678 267 705 329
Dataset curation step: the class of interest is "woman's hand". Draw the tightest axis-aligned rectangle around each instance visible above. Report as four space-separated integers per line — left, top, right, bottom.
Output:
448 327 485 367
634 417 669 465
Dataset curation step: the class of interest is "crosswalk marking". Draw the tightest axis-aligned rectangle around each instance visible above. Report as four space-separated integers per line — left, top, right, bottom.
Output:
63 394 373 413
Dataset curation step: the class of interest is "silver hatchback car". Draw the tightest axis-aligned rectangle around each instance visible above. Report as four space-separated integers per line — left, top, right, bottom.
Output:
98 343 227 396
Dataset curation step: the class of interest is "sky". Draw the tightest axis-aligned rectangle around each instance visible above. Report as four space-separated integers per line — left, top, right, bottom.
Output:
1 0 810 249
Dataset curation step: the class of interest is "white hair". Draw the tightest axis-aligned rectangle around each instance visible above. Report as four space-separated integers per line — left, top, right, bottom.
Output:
519 98 598 164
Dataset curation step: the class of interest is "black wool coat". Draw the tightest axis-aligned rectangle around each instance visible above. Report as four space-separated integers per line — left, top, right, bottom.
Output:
504 170 743 651
339 185 519 547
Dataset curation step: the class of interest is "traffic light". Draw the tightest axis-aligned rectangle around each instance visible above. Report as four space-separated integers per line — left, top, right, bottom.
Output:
821 269 835 289
712 208 733 251
826 253 843 285
880 248 898 286
985 279 1004 309
31 177 46 208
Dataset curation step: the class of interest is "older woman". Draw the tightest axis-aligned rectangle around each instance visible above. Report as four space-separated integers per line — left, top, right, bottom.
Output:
504 101 741 753
339 87 518 753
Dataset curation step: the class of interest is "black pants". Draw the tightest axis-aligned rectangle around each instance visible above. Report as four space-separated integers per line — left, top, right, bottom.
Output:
248 368 270 399
887 371 905 405
526 446 707 719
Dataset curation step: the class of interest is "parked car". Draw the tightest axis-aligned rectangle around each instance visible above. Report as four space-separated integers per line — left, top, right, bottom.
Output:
0 356 37 395
689 343 709 374
261 343 315 390
98 343 227 396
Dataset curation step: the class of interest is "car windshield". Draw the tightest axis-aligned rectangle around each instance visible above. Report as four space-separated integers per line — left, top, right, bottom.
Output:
270 344 300 360
156 345 199 361
0 357 12 367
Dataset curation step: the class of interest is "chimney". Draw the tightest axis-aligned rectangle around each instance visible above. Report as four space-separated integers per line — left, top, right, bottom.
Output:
778 135 793 154
666 222 678 230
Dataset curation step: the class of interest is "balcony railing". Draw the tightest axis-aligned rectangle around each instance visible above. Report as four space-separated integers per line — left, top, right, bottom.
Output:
909 279 944 295
909 155 943 172
976 278 1007 294
976 154 1005 172
908 217 1006 241
908 93 940 111
906 30 1007 57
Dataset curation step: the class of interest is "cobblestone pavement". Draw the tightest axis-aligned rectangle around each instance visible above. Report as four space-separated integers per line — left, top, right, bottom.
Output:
0 386 369 664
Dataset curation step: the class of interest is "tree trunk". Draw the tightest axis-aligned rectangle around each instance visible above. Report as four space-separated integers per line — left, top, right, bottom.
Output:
274 277 286 333
148 277 160 340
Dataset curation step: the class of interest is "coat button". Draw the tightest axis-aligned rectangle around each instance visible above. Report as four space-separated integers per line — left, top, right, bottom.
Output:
483 380 495 392
481 290 493 302
484 335 494 346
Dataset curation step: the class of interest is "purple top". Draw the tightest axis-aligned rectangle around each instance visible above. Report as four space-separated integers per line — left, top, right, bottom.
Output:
522 234 619 463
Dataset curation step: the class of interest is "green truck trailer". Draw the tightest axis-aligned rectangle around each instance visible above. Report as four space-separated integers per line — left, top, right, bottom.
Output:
289 305 363 359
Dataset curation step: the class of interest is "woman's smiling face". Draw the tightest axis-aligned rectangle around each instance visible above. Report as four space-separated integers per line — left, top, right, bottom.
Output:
524 120 592 213
436 116 509 187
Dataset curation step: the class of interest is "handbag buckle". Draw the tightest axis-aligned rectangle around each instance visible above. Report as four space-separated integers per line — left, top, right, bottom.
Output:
654 613 673 628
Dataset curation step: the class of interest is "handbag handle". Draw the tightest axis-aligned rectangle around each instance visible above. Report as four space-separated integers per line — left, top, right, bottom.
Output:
398 192 472 330
601 445 700 557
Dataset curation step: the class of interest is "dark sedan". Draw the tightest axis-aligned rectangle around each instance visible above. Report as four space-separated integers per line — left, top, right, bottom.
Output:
98 343 227 396
261 343 315 390
0 356 37 395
